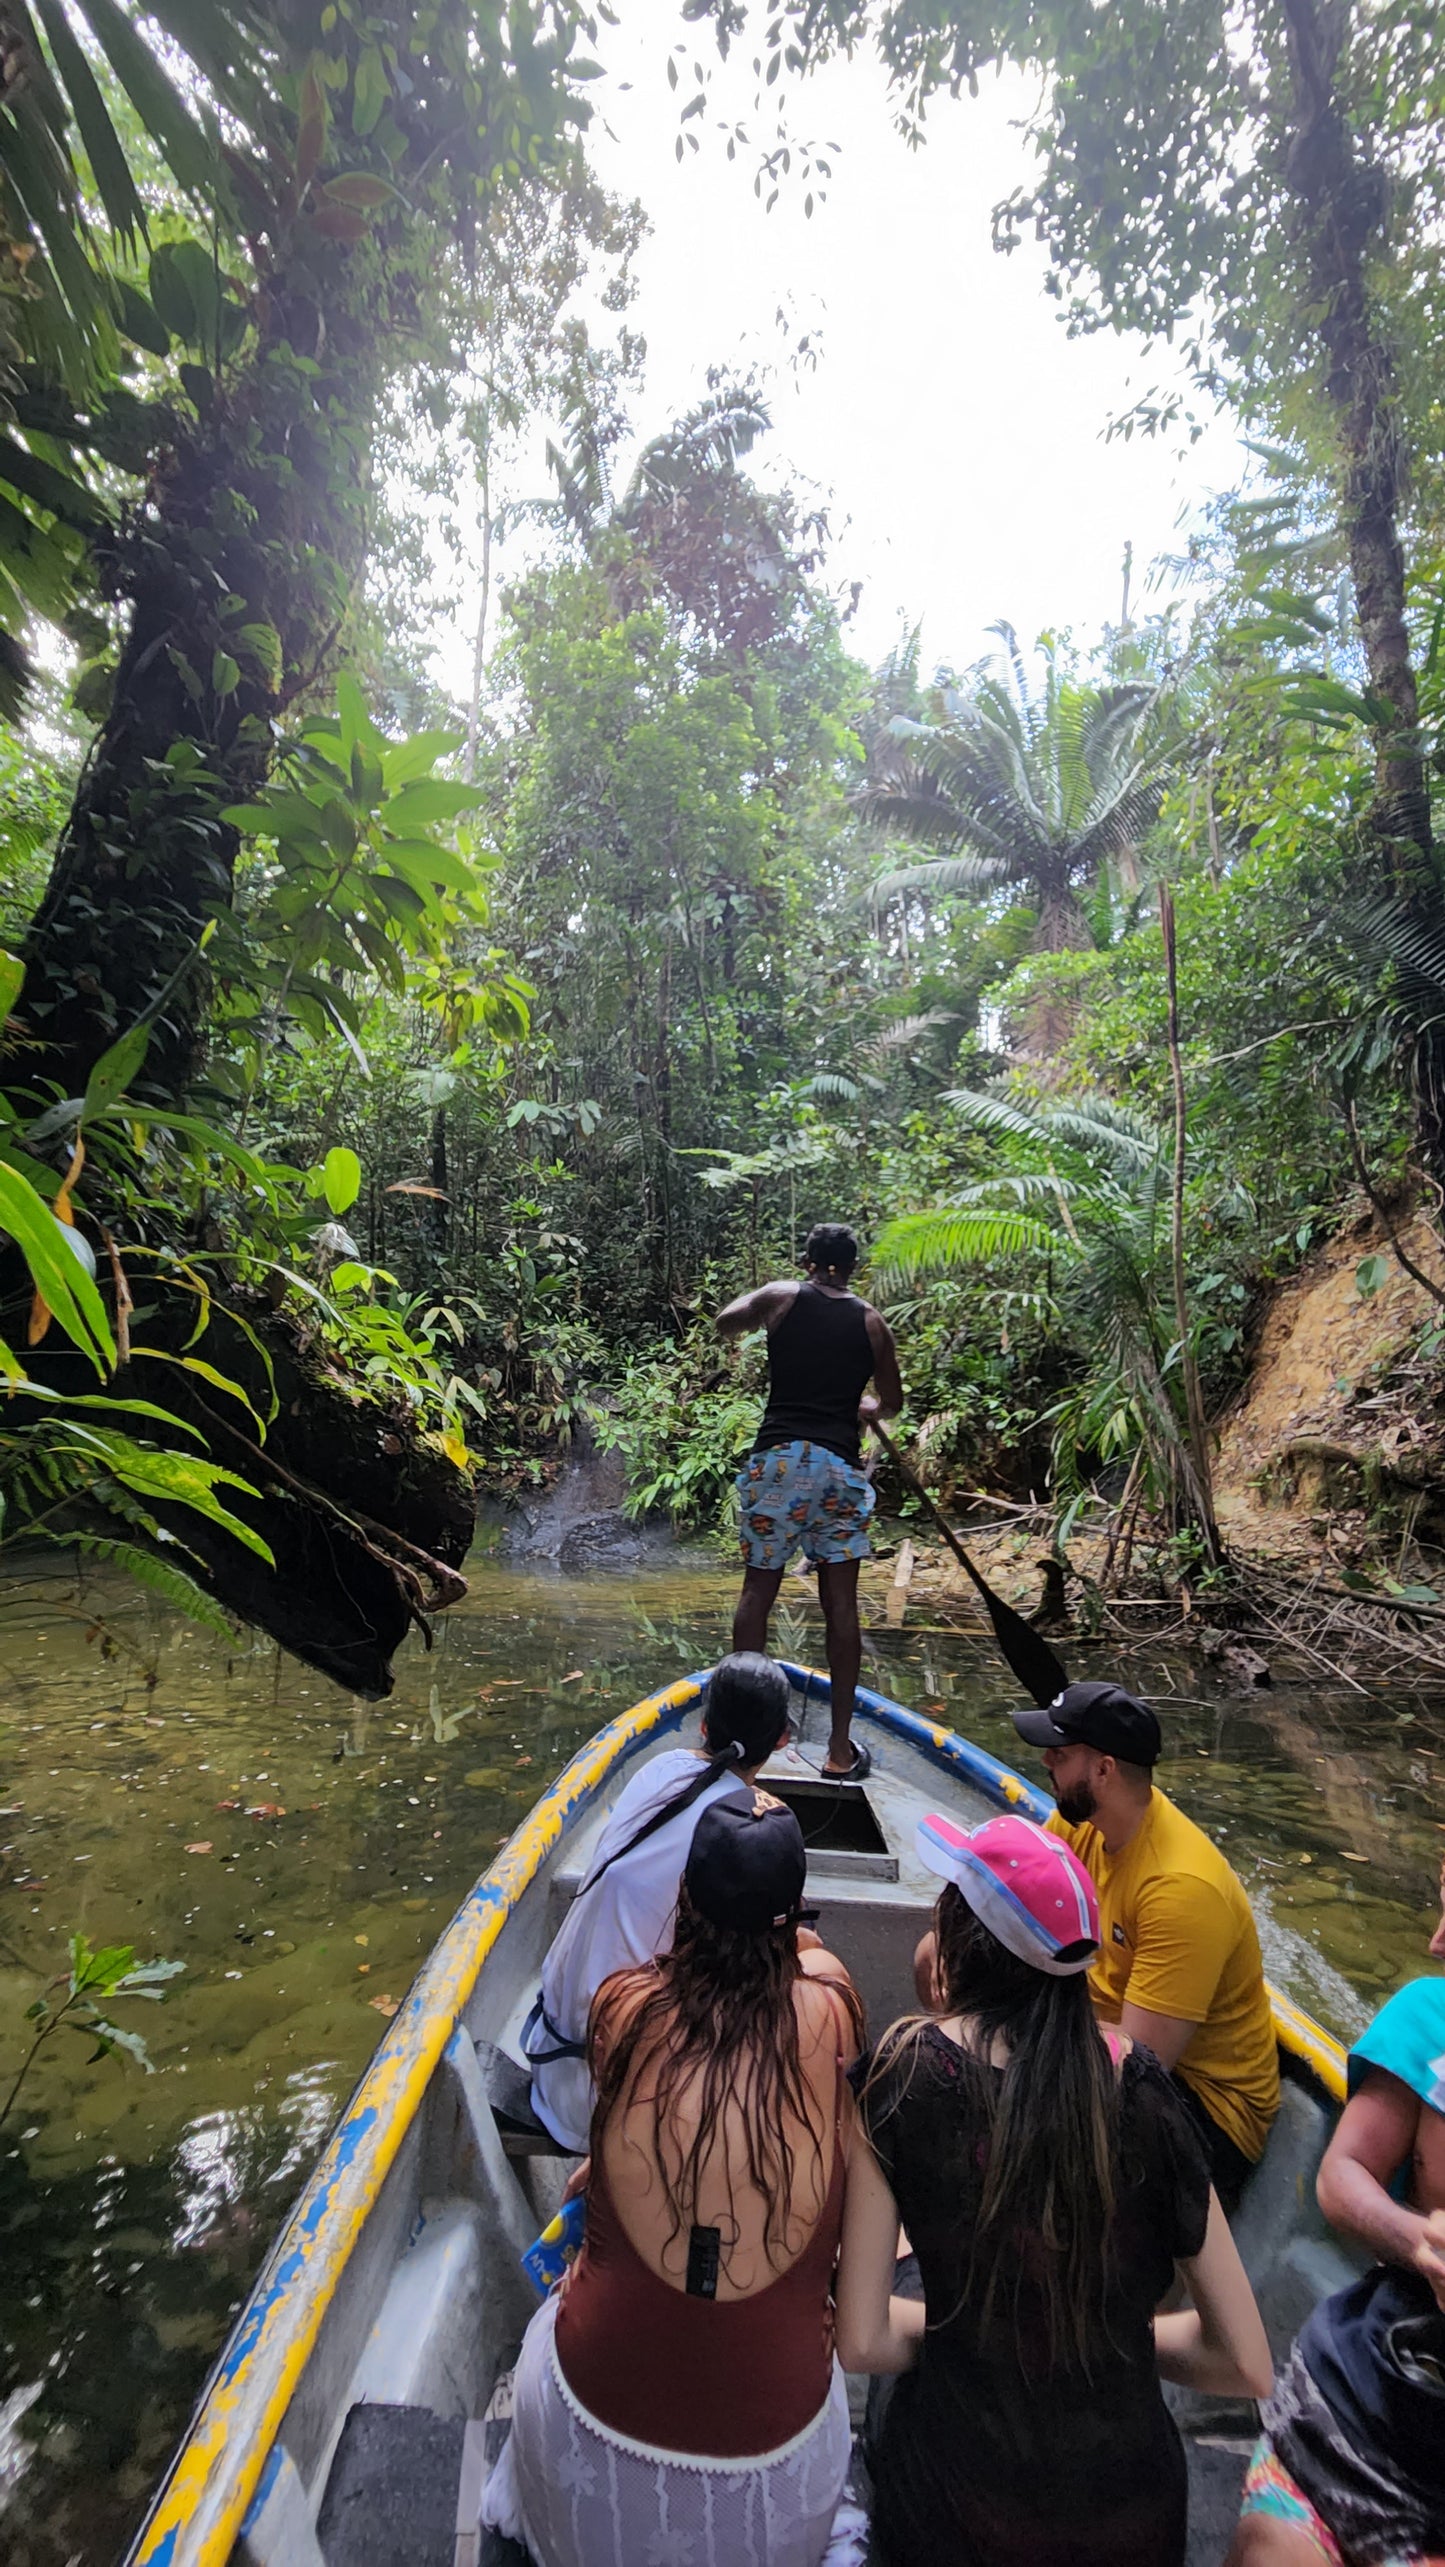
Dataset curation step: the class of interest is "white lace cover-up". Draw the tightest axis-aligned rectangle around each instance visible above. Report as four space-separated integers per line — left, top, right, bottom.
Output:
480 2290 862 2567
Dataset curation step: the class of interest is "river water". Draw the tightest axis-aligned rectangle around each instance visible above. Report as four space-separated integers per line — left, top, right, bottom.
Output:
0 1543 1441 2563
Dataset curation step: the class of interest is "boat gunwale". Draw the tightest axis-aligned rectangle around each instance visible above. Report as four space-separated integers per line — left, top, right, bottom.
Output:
128 1659 1347 2567
128 1670 709 2567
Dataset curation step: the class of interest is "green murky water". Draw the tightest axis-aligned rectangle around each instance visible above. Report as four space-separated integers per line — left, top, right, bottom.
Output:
0 1547 1441 2563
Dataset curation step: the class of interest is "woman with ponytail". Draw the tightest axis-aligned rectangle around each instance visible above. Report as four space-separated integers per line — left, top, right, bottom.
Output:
526 1652 852 2152
835 1812 1270 2567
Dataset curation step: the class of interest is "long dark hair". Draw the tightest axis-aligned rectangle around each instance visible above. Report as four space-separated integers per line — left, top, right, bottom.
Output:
578 1654 790 1900
867 1883 1118 2374
588 1881 834 2276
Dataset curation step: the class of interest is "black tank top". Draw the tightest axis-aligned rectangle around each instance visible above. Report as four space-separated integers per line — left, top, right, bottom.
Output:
753 1283 874 1466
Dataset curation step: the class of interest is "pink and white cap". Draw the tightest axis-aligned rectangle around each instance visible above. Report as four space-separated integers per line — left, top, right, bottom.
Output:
916 1811 1100 1977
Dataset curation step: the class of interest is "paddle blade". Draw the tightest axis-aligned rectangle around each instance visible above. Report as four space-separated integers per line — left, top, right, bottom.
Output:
980 1585 1069 1708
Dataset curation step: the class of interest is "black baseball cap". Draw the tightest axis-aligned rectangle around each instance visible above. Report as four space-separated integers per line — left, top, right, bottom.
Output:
684 1793 808 1934
1011 1679 1162 1768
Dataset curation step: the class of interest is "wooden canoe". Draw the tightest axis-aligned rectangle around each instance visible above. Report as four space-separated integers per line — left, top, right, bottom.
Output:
127 1666 1358 2567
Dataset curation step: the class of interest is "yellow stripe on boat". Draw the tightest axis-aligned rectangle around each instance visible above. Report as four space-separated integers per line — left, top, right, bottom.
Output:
1268 1982 1348 2103
131 1674 704 2567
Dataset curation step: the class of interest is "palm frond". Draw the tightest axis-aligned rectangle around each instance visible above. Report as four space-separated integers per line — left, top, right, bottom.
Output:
941 1087 1053 1145
619 387 771 519
861 1008 959 1059
873 852 1010 902
873 1204 1059 1283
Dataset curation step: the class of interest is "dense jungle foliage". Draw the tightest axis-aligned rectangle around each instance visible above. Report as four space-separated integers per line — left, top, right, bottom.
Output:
2 0 1445 1666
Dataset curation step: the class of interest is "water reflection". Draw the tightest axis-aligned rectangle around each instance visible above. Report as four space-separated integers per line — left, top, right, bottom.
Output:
0 1548 1439 2561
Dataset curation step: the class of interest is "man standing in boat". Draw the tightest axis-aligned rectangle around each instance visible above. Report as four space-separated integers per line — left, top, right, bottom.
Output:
718 1221 903 1782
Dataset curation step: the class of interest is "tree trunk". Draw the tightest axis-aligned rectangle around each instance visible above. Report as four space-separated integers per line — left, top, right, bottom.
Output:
1279 0 1445 1170
1279 0 1430 870
464 441 494 784
10 229 476 1689
428 1105 450 1257
17 264 377 1101
1159 884 1222 1562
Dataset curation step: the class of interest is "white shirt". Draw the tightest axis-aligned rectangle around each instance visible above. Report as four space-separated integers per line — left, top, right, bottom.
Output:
527 1747 749 2151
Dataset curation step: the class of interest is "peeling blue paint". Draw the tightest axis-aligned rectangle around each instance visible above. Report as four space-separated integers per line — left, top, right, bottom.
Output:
240 2442 284 2534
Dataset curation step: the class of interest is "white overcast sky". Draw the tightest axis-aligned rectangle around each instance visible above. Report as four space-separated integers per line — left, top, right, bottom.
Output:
591 9 1244 668
436 7 1247 695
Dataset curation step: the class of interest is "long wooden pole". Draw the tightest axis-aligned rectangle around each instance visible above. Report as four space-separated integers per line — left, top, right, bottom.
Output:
1159 885 1221 1562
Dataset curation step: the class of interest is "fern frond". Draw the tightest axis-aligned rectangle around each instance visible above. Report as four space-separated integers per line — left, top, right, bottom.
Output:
41 1533 236 1639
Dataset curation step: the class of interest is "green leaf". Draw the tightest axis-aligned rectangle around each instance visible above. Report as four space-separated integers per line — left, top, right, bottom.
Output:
0 951 23 1022
69 1934 135 1995
70 1540 233 1622
381 780 483 831
380 840 479 898
211 649 239 696
82 1017 150 1121
79 2018 153 2071
130 1346 265 1437
93 1436 274 1562
336 669 386 759
34 0 147 243
116 1109 272 1187
113 1957 186 1991
380 729 464 787
112 278 170 357
77 0 217 197
321 1145 361 1215
146 245 196 343
235 622 282 688
0 1161 114 1370
319 171 396 209
0 432 106 529
351 42 388 134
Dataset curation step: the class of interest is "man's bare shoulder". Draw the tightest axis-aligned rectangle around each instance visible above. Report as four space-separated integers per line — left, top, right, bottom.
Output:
716 1277 799 1336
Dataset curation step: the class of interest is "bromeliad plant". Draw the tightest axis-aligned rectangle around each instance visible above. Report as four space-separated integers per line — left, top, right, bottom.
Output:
0 1933 184 2134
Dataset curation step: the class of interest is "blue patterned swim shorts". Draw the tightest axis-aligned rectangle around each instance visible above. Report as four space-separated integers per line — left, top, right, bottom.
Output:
736 1438 875 1570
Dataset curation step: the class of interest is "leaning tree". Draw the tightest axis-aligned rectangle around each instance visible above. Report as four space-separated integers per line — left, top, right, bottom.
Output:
0 0 594 1688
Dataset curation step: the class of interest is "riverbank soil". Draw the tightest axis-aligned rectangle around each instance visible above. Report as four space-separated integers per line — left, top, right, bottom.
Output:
1211 1208 1445 1558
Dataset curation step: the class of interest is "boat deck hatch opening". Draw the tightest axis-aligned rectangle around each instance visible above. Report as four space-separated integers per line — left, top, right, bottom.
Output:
766 1778 899 1880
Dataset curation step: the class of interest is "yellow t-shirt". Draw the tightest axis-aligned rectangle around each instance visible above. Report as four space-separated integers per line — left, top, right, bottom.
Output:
1048 1788 1279 2162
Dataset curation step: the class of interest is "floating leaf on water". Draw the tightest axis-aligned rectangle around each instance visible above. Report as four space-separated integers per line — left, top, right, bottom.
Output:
561 1670 585 1683
1298 1852 1313 1864
1341 1851 1368 1862
369 1994 399 2017
184 1841 212 1855
354 1933 369 1946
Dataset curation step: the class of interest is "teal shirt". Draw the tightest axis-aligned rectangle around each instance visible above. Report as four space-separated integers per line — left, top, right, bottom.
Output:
1348 1975 1445 2127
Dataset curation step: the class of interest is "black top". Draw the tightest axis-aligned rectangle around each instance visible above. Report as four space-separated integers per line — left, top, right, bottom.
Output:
752 1283 873 1466
1289 2263 1445 2537
856 2026 1211 2567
